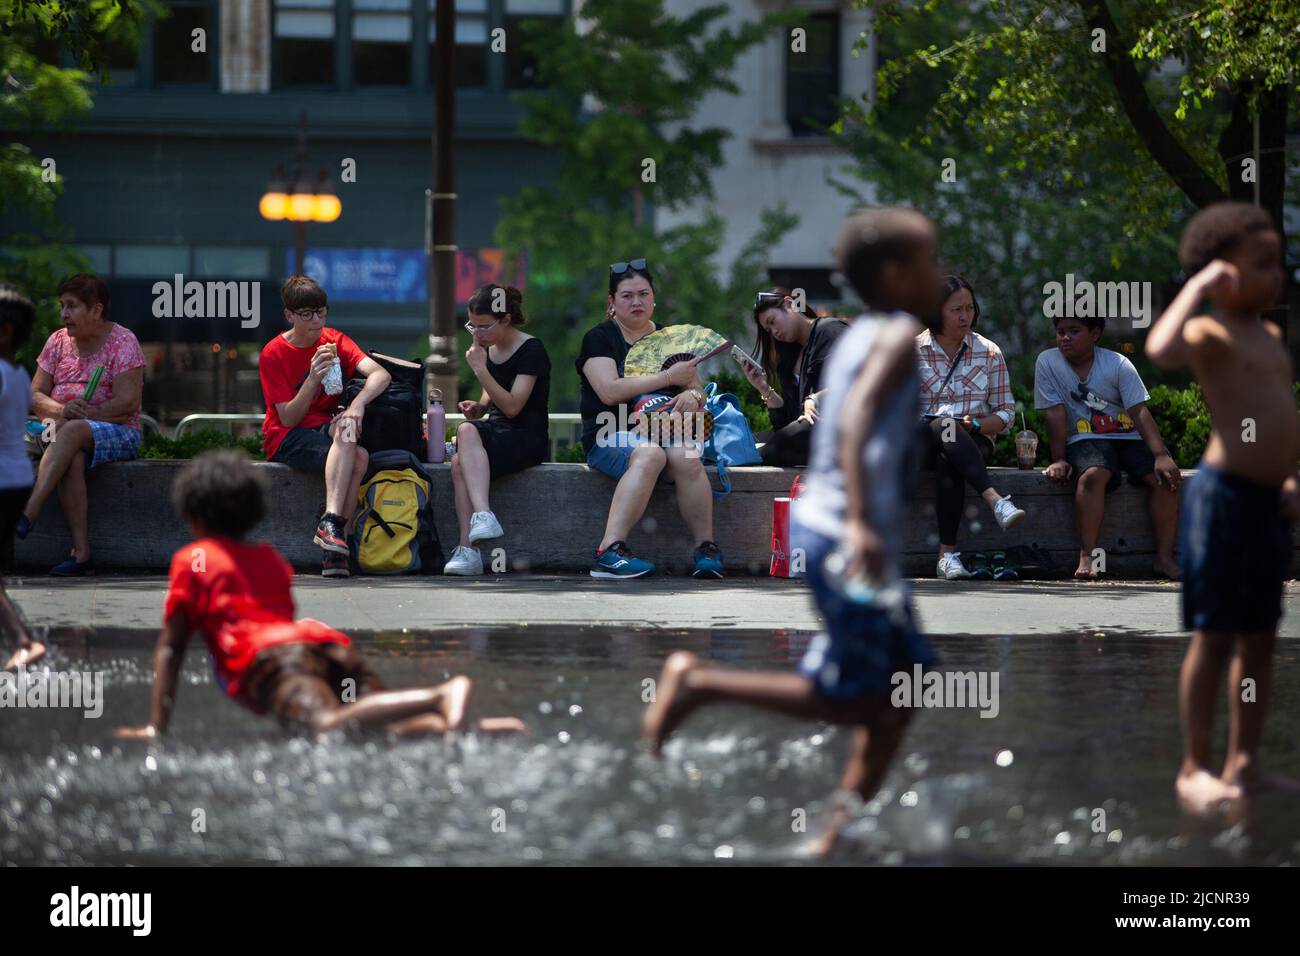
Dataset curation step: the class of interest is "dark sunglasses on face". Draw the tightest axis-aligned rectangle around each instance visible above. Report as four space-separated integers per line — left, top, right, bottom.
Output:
610 258 648 275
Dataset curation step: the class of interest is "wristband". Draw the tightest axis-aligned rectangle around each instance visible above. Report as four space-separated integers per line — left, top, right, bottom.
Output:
971 418 981 434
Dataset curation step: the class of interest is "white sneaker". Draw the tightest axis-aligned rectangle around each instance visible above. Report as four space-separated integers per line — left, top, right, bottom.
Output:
443 545 484 575
993 496 1026 531
936 552 973 580
468 510 504 543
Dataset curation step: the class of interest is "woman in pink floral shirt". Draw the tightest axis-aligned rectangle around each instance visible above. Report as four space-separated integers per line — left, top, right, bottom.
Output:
16 274 145 575
916 275 1028 581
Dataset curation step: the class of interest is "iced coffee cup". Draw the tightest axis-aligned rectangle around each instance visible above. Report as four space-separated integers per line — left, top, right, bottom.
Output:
1015 430 1038 469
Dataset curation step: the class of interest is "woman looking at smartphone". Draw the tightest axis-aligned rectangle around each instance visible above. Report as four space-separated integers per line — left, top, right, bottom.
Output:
741 287 847 467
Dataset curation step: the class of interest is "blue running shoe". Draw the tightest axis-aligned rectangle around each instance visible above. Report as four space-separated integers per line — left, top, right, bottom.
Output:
590 541 654 579
50 553 94 576
692 540 724 579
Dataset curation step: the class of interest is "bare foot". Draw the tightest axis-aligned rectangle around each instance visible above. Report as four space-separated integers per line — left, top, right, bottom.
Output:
1153 557 1181 581
643 651 702 758
2 640 45 673
1073 565 1098 581
1176 768 1242 816
440 675 473 731
476 716 528 735
815 805 850 857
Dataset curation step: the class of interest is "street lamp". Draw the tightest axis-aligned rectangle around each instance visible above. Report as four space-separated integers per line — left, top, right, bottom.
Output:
427 0 459 407
258 112 341 274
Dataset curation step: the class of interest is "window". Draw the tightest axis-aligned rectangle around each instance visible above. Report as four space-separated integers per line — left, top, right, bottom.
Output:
155 0 215 85
429 0 489 90
505 0 563 90
115 245 190 278
785 11 840 137
355 0 412 87
194 247 270 279
274 0 336 88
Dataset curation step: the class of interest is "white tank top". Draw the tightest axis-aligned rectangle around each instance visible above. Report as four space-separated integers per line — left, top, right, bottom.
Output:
0 359 33 490
793 314 919 564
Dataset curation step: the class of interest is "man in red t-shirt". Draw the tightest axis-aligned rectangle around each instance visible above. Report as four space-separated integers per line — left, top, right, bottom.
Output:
114 451 526 739
260 275 391 579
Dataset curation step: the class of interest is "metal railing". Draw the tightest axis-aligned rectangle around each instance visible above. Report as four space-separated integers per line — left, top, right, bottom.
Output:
29 414 162 436
172 411 584 460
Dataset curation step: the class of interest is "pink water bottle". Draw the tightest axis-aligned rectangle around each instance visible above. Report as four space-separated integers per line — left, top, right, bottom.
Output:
427 388 446 463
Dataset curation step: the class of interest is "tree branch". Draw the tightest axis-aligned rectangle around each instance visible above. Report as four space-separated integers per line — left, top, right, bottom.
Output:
1079 0 1225 208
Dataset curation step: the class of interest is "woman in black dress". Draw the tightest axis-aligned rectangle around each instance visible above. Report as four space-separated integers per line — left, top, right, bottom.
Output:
444 284 551 575
740 287 848 466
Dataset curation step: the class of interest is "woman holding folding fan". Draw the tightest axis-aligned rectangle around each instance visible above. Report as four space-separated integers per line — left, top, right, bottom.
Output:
575 258 724 580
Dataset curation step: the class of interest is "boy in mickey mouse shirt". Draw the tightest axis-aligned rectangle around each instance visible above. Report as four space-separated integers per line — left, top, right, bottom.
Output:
1034 313 1181 580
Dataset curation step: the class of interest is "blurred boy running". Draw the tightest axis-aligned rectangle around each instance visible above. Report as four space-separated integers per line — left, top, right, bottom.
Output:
644 207 944 853
0 285 44 672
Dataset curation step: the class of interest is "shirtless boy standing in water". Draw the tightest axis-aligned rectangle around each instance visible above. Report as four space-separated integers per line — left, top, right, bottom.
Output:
1146 201 1300 811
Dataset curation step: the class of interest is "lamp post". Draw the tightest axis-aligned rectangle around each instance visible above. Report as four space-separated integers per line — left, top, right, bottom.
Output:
426 0 459 405
259 112 341 275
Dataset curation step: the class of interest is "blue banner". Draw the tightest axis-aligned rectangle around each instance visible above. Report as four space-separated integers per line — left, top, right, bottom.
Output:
292 248 427 303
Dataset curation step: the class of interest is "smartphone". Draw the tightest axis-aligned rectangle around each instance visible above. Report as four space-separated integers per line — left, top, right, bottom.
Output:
731 345 764 374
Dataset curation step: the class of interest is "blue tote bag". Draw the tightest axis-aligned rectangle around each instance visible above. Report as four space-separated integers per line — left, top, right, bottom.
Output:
701 382 761 497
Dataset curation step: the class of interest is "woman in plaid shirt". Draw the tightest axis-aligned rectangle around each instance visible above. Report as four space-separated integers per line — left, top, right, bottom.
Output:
916 275 1027 580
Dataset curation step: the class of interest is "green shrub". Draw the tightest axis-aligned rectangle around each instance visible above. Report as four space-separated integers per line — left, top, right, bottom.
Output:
709 369 772 433
140 429 264 461
554 443 588 463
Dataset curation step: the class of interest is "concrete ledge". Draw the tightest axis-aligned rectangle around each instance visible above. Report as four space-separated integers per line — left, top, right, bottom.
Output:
13 461 1300 577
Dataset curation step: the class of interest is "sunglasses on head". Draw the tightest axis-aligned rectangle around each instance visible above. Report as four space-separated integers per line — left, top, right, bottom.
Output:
610 258 648 275
754 292 785 309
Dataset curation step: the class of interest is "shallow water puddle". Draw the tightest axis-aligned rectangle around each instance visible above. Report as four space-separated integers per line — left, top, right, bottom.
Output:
2 626 1298 864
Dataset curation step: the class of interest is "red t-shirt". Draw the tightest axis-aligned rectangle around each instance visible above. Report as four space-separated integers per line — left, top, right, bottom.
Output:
259 329 366 460
163 537 350 702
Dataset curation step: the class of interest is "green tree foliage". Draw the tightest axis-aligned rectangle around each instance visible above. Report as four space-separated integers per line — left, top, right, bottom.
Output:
836 1 1298 380
0 1 161 368
492 0 800 409
854 1 1297 236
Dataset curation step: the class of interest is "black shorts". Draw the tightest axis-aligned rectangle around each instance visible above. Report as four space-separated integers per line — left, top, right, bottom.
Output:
242 641 386 731
467 419 546 479
1179 464 1292 632
0 484 31 575
1066 438 1154 492
272 423 334 473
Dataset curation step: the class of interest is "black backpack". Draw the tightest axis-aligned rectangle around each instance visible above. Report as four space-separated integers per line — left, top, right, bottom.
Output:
344 352 426 458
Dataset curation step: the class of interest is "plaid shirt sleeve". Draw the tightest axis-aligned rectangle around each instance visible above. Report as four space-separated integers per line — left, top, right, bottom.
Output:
985 342 1015 428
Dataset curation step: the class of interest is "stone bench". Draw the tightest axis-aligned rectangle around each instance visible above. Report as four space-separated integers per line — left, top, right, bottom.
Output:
12 461 1300 577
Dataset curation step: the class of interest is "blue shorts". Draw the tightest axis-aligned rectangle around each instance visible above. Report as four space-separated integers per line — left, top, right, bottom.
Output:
1179 463 1292 632
797 525 937 700
272 423 333 473
585 430 651 480
86 421 142 469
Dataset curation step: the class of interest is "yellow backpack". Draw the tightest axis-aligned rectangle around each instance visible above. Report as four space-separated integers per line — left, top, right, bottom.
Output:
350 450 443 574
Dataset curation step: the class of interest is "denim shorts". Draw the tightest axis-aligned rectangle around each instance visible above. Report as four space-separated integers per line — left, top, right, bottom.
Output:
797 524 936 700
1066 438 1154 492
585 430 651 480
86 421 142 469
1179 463 1292 632
272 423 333 473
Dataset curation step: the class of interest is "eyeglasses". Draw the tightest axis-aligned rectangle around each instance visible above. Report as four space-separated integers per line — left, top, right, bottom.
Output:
464 317 503 335
291 307 327 319
754 292 784 309
610 258 648 275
